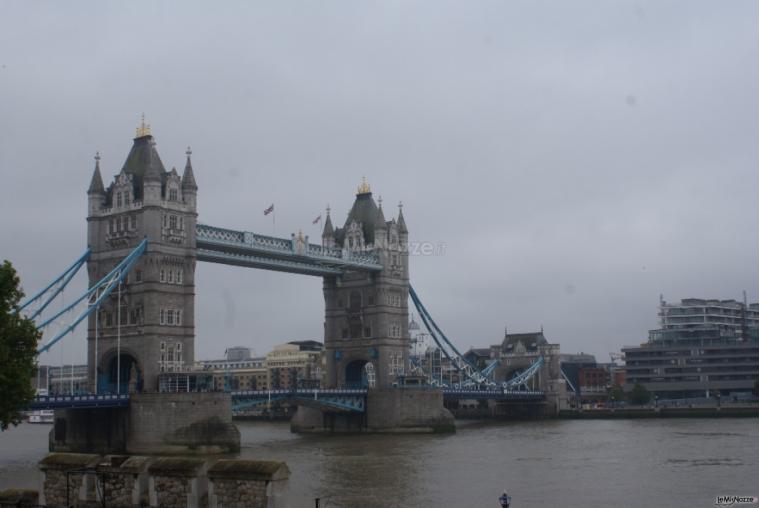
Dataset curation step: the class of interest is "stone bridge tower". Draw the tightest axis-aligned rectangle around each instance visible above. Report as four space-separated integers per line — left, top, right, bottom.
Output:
322 181 410 388
86 120 197 393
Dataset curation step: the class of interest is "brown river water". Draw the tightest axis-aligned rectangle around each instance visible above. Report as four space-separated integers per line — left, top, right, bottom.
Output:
1 418 757 507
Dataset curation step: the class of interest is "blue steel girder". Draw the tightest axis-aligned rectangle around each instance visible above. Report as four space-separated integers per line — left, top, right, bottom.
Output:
443 389 546 402
231 389 367 413
27 394 130 410
196 224 383 276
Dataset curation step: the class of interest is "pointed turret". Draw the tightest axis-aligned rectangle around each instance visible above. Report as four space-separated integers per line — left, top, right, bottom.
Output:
322 206 335 248
88 152 106 216
181 146 198 191
88 152 105 194
397 201 408 234
374 197 387 230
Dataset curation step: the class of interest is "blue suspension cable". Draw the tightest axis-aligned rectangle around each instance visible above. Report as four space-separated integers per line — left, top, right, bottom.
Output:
17 248 91 317
36 239 148 355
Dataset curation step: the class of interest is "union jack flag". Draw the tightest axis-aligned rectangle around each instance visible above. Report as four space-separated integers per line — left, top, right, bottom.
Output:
263 204 274 215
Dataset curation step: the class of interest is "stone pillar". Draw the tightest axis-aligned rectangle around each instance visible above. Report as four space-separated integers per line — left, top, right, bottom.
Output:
96 455 152 507
147 457 207 508
38 453 100 507
207 459 290 508
128 392 240 454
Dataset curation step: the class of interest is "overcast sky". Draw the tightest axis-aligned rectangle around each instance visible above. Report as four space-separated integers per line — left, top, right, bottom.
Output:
2 1 759 365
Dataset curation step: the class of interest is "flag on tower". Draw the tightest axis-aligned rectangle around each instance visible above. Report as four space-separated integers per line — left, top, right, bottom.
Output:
312 215 321 225
264 204 274 215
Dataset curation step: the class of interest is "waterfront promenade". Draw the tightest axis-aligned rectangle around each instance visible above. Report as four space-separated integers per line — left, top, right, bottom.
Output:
2 418 757 507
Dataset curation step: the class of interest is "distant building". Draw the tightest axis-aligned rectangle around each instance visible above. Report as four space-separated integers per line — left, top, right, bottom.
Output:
197 353 267 391
225 346 253 361
33 365 88 395
623 296 759 399
659 296 759 340
490 330 562 391
196 341 324 391
558 354 597 400
266 341 324 389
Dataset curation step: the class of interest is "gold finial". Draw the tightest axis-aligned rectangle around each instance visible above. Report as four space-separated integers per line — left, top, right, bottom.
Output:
135 113 151 137
357 176 371 195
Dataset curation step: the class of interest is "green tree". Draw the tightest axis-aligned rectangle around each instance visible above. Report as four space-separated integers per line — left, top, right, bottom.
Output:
608 384 625 403
0 260 41 430
630 383 651 405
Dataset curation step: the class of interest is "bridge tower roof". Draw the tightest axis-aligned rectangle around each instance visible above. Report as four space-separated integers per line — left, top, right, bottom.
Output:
336 180 380 246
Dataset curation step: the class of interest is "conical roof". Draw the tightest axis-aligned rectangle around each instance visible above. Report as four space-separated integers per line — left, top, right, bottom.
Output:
374 201 387 230
336 191 379 246
322 212 334 237
397 204 408 234
88 154 105 194
181 148 198 190
121 134 166 195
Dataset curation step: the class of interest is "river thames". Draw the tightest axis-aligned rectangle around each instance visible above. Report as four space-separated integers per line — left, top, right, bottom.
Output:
1 418 756 507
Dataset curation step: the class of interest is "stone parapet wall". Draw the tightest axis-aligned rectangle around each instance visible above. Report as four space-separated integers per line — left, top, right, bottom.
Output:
148 457 207 508
31 453 290 508
207 459 290 508
38 453 100 507
96 455 152 507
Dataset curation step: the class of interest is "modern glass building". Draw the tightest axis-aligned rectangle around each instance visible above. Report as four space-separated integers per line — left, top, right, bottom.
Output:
623 297 759 399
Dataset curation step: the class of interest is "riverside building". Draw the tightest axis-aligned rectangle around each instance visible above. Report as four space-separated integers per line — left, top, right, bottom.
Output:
623 296 759 399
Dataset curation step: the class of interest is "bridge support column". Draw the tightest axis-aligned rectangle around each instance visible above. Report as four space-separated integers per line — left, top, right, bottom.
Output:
50 393 240 454
291 388 454 433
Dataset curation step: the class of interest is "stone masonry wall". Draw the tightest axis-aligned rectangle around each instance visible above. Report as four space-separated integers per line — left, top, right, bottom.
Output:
367 388 455 432
210 478 268 507
35 454 289 508
152 476 192 508
128 392 239 454
100 472 134 507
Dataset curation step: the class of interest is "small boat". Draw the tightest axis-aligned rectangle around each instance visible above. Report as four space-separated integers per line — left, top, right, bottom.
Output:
28 410 54 424
499 490 511 508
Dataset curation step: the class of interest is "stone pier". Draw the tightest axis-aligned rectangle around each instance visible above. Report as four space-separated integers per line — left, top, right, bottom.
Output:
50 392 240 455
291 387 455 433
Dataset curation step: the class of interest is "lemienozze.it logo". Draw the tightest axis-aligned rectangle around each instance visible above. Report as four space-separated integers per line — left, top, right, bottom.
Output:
715 496 758 506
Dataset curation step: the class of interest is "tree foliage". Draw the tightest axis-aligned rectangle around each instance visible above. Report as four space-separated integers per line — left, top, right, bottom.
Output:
608 384 625 402
630 383 651 405
0 260 41 430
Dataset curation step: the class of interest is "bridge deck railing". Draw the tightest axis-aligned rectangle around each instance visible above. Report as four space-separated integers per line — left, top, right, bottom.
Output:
196 224 382 269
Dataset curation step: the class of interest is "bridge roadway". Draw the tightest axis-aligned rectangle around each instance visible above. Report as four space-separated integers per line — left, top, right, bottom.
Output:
26 388 545 412
196 223 383 276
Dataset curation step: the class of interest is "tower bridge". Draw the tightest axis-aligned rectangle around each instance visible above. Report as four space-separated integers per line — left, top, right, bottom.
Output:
22 122 566 448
